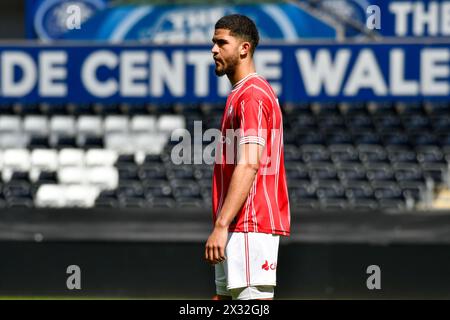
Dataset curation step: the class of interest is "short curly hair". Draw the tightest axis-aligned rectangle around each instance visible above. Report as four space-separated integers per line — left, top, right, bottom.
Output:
215 14 259 56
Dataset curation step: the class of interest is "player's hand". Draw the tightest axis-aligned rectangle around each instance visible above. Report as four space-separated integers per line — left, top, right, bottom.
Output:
204 225 228 265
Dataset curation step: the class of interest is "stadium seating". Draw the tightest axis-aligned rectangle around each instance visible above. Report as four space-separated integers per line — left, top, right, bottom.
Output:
0 101 448 211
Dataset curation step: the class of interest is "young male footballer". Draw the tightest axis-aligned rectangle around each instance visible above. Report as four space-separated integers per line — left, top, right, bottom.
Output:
205 14 290 300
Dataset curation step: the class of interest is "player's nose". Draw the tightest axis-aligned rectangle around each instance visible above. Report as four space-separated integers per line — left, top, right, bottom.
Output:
211 43 219 55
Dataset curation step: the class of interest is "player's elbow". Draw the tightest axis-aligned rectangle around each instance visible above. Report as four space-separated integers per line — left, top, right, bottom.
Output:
241 161 260 173
238 143 263 172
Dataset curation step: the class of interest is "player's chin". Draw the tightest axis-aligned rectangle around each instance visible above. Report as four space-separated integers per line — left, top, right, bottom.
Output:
214 67 226 77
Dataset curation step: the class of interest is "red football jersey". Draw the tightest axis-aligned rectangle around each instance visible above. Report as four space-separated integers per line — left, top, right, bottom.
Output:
212 73 291 236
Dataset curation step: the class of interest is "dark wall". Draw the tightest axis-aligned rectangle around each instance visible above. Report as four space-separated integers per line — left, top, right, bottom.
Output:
0 1 25 39
1 241 450 299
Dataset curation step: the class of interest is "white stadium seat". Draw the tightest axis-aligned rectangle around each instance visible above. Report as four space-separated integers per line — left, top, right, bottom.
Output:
58 167 87 185
133 133 167 154
2 149 31 182
23 116 49 136
85 149 118 167
130 115 157 133
35 184 67 208
0 133 29 149
104 133 135 153
31 149 59 171
87 167 118 190
77 116 103 136
64 185 100 208
50 116 76 136
157 115 185 134
36 183 100 208
29 149 59 181
59 148 85 167
0 116 22 133
3 149 30 171
104 115 129 134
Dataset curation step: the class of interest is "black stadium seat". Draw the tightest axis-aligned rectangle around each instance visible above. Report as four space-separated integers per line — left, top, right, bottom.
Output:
399 181 425 201
421 164 446 183
301 145 330 163
3 182 33 200
345 115 374 130
366 163 395 182
387 147 418 164
118 164 140 180
297 132 325 146
393 163 425 183
285 164 309 181
316 182 346 200
29 136 50 149
374 115 403 131
411 133 438 146
353 132 381 145
317 115 346 131
337 164 368 183
329 145 359 163
139 164 167 180
51 136 77 149
116 181 144 199
326 131 353 145
143 154 164 164
148 197 177 208
309 163 338 181
382 132 410 147
431 115 450 133
35 171 58 184
289 182 317 200
81 136 104 148
166 165 195 180
143 180 172 198
416 147 445 165
10 171 30 182
345 182 375 201
358 144 388 164
372 182 404 201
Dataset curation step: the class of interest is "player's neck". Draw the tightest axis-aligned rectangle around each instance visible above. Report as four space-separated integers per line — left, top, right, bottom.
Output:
228 62 256 88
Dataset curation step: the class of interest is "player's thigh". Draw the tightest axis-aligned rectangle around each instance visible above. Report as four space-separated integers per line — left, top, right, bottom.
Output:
227 232 280 288
215 261 232 297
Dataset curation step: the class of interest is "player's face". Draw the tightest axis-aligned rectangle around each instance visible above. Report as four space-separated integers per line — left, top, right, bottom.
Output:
211 28 240 77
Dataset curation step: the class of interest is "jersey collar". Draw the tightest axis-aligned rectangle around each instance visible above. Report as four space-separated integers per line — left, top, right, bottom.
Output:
231 72 258 91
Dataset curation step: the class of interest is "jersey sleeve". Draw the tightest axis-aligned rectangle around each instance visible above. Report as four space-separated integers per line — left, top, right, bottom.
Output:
236 89 271 147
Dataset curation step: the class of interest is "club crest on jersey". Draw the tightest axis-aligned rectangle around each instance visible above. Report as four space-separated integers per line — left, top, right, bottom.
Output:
228 105 234 117
262 260 277 271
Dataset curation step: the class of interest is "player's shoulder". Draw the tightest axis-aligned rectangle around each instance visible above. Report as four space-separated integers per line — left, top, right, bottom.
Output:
239 75 276 103
246 75 277 101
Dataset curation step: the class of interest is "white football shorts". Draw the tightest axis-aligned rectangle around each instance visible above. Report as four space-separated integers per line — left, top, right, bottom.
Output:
215 232 280 299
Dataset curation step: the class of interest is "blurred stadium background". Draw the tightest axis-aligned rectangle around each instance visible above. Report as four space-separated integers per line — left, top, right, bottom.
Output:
0 0 450 299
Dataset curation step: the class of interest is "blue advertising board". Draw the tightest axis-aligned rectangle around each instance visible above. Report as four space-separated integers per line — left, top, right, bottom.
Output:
26 1 338 41
0 42 449 103
26 0 450 41
309 0 450 38
26 0 109 40
371 0 450 37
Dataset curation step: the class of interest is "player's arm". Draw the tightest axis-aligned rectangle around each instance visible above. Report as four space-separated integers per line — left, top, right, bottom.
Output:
215 142 264 228
205 91 269 265
204 142 264 265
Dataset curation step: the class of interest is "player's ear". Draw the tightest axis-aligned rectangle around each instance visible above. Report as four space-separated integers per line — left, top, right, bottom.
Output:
240 41 251 57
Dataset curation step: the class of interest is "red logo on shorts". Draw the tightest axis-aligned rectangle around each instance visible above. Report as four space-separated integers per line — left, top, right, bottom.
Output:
262 260 277 271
